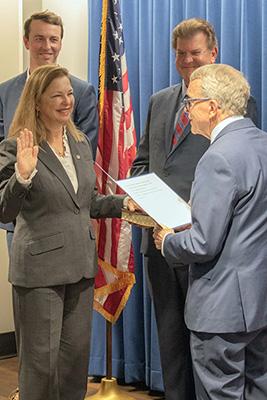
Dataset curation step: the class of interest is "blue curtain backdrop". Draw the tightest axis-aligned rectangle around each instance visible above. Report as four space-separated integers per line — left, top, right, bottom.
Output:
88 0 267 392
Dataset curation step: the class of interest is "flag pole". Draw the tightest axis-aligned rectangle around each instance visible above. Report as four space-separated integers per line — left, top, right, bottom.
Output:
106 320 112 379
86 320 134 399
86 0 136 397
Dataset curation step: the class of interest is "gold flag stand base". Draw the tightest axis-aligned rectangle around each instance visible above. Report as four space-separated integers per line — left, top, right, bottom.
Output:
86 377 134 400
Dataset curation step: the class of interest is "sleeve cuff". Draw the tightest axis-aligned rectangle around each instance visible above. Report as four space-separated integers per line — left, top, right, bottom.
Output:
15 163 38 186
161 232 172 257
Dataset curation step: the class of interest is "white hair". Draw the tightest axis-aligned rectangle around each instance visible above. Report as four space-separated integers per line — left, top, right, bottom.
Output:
190 64 250 116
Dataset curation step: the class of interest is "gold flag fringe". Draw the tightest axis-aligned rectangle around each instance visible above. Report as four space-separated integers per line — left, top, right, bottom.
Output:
94 257 136 324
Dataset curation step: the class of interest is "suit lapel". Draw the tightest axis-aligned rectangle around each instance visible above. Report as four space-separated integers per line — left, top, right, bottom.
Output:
165 85 183 155
6 73 27 134
67 133 86 200
15 72 27 92
38 141 80 208
167 121 191 157
166 85 192 158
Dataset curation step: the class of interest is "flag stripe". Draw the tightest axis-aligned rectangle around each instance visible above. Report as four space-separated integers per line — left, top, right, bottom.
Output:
94 0 136 323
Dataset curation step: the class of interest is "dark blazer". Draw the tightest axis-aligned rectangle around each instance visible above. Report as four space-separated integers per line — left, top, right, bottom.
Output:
131 83 257 257
131 84 209 256
0 134 124 288
163 118 267 333
0 70 98 232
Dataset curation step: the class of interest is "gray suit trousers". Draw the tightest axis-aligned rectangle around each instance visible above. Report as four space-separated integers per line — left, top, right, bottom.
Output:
12 278 94 400
145 254 195 400
191 328 267 400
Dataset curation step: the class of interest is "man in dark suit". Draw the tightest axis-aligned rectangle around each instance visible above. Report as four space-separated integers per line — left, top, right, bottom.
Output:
0 10 98 253
131 18 257 400
154 63 267 400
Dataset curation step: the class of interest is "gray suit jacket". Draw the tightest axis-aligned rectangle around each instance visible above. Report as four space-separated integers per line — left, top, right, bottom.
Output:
0 70 98 232
131 83 257 257
0 134 124 288
163 118 267 333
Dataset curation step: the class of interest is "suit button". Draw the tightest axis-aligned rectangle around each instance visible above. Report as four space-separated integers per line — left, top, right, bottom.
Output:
74 208 80 214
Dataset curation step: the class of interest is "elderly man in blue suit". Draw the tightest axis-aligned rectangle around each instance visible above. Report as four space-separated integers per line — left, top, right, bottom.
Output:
131 18 258 400
154 63 267 400
0 10 98 253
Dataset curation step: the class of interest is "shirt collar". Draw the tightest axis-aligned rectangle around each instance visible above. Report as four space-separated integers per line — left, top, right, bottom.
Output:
210 115 244 144
181 80 187 99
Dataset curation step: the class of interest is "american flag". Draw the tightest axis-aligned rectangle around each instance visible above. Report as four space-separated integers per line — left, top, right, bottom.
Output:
93 0 137 323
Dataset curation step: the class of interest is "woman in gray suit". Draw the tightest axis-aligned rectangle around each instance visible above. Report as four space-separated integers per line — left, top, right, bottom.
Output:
0 64 134 400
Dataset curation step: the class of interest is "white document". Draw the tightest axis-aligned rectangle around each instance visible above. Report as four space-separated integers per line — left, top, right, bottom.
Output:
117 173 191 229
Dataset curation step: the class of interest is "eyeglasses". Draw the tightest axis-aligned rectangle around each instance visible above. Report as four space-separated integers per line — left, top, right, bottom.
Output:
182 97 211 112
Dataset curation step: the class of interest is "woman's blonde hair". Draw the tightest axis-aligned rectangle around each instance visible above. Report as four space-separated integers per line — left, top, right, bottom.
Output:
8 64 84 144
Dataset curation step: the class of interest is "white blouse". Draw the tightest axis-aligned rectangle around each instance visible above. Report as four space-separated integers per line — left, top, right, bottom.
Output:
48 132 78 194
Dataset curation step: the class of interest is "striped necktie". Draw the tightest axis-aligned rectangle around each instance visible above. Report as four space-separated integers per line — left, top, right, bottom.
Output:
172 108 189 149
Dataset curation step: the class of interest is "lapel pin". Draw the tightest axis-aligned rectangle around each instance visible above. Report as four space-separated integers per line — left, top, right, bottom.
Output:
76 154 81 159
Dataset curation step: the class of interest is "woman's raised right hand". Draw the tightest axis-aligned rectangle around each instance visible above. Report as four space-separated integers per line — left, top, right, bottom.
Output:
16 128 39 180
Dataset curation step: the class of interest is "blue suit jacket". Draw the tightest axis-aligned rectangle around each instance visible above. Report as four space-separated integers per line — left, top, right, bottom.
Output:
0 70 98 232
163 118 267 333
131 83 257 257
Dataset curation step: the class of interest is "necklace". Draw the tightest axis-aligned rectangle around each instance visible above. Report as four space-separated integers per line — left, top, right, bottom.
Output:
56 140 66 157
50 134 66 157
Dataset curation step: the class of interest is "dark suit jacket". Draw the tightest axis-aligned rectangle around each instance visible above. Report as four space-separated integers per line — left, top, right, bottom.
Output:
0 70 98 232
131 83 257 257
0 134 124 288
163 118 267 333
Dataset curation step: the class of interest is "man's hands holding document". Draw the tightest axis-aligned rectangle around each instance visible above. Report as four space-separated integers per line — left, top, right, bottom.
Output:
153 223 192 251
153 225 174 250
117 173 192 230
